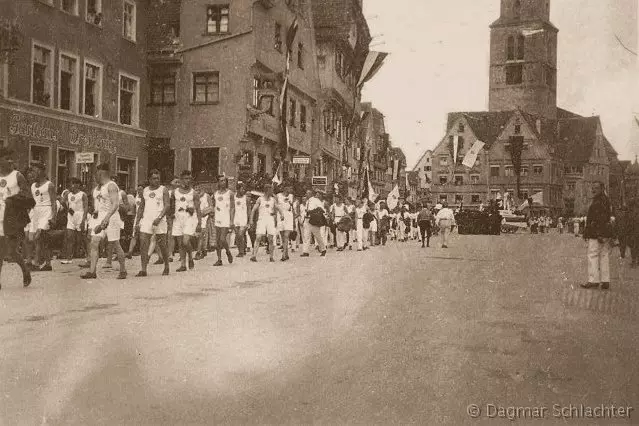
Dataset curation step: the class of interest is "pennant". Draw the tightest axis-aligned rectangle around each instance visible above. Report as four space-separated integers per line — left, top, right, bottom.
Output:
453 135 459 168
522 28 544 37
357 51 388 87
285 18 299 55
393 159 399 181
518 191 543 210
462 140 485 168
387 184 400 210
272 162 281 185
367 168 378 203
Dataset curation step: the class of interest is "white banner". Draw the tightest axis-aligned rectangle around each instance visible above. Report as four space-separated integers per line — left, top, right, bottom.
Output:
453 135 459 166
387 184 400 210
462 140 485 168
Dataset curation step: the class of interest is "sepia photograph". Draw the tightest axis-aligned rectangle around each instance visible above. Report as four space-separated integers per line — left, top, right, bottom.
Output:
0 0 638 424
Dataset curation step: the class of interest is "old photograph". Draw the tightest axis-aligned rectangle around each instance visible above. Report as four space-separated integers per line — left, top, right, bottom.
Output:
0 0 638 424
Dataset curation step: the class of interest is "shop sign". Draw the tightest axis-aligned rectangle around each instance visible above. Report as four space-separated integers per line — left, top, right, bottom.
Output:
75 152 95 164
292 155 311 165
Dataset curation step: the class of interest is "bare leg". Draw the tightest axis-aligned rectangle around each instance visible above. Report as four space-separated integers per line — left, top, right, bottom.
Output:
156 234 170 274
251 235 264 260
139 233 151 274
267 235 275 261
111 240 126 275
64 229 75 260
280 231 290 260
88 236 101 275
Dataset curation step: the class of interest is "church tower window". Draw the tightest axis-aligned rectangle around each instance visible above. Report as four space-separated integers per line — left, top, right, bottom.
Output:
517 35 525 59
506 36 515 60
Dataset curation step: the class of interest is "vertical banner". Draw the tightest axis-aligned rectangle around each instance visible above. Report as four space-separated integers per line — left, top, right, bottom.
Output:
393 159 399 181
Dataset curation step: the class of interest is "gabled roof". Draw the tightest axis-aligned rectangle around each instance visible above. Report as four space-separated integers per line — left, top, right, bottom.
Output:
412 149 432 171
556 116 601 162
446 111 513 147
557 108 583 119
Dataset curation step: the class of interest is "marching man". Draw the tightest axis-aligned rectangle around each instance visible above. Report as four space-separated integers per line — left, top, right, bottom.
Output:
249 183 284 263
30 162 56 271
233 183 249 257
330 195 348 251
61 177 87 264
172 170 202 272
213 176 235 266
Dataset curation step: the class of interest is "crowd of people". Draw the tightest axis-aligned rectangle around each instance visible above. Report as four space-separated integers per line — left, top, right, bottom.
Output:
0 148 463 289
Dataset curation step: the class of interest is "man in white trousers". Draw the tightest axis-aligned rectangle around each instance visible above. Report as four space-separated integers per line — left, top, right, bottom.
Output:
435 202 455 249
581 182 612 289
330 195 348 251
355 199 369 251
301 190 327 257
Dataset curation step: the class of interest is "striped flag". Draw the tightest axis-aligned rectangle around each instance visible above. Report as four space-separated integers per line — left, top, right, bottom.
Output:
357 51 388 87
462 140 485 168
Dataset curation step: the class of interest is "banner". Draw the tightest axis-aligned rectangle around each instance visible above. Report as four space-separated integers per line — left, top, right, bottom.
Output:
462 140 485 168
393 159 399 181
518 191 543 210
357 51 388 87
279 76 289 156
272 162 281 185
453 135 459 167
387 184 400 210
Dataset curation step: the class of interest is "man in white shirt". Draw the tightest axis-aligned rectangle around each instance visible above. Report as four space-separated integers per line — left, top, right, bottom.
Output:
330 195 348 251
435 202 456 248
301 190 327 257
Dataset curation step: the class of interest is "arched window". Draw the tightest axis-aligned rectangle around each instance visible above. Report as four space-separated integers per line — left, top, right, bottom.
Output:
506 36 515 60
517 34 525 59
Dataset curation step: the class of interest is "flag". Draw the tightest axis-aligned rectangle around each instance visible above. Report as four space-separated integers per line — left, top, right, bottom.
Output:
367 169 377 203
518 191 543 210
453 135 459 167
285 18 299 72
462 140 485 168
357 51 388 87
392 159 399 181
387 184 400 210
279 76 289 156
522 28 544 36
272 162 281 185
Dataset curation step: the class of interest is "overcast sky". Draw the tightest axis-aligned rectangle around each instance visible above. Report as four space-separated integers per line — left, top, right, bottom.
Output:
362 0 638 167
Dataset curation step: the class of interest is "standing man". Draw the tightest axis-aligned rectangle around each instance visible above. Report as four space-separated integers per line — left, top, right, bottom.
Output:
126 183 145 259
61 178 88 264
301 189 327 257
81 163 127 280
172 170 201 272
355 199 369 251
233 183 249 257
345 197 356 250
249 183 282 262
330 195 348 251
0 148 33 288
581 182 612 290
417 203 434 248
30 162 56 271
134 169 170 277
435 201 455 249
213 176 235 266
277 185 294 261
195 186 212 260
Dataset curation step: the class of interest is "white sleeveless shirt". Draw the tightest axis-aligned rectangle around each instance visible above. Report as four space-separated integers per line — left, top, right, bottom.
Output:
175 188 194 212
67 191 85 213
93 181 118 214
234 195 247 226
258 195 276 220
143 185 165 219
214 189 232 227
32 181 52 206
0 170 20 224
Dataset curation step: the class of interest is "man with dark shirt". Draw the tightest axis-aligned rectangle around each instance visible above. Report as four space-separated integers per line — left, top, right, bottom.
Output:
417 203 434 248
581 182 612 290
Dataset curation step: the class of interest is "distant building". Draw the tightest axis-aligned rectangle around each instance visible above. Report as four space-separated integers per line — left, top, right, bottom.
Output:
412 149 432 190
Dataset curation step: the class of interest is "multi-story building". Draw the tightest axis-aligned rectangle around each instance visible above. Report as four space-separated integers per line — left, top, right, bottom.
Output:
311 0 371 189
359 102 390 196
427 0 619 216
0 0 148 192
146 0 320 184
412 149 432 190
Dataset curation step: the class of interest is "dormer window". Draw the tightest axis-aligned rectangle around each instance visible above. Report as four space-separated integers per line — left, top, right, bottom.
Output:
514 124 521 134
458 122 465 133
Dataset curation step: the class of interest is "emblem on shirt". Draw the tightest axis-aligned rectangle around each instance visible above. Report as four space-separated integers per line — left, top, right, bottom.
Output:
236 201 242 205
180 197 186 202
217 197 223 202
70 196 75 202
0 179 6 188
149 192 156 199
35 190 40 196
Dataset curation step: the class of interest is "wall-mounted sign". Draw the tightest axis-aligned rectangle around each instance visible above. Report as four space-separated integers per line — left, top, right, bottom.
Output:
75 152 95 164
292 155 311 165
312 176 327 186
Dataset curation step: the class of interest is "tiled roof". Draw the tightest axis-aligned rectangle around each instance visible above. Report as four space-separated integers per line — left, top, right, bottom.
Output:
446 111 514 147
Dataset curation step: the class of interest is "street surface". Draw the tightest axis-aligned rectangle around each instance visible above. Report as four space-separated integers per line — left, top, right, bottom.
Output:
1 232 638 425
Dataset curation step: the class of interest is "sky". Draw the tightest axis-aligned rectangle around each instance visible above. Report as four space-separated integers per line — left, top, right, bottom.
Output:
362 0 639 168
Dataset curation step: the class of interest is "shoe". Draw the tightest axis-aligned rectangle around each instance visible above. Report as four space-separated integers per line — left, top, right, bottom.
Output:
281 256 289 262
135 271 147 277
237 253 245 258
23 271 32 287
336 248 343 252
442 245 448 249
214 260 223 266
421 245 425 248
176 266 187 272
357 249 362 252
126 254 133 260
320 251 327 257
38 264 53 272
580 282 599 289
168 257 174 263
162 268 169 276
250 257 257 262
194 253 203 261
117 272 127 280
349 246 352 250
227 252 233 264
153 259 164 265
269 257 275 262
188 259 195 270
81 272 97 279
300 253 310 257
61 260 73 265
601 282 610 290
363 247 369 251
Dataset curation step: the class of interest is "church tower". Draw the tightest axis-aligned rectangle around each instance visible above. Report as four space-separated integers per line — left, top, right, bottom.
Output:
488 0 558 119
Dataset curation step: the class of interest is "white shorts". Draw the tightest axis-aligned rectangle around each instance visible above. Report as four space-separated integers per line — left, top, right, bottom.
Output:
172 211 198 236
31 205 53 232
214 211 231 228
139 217 168 235
277 210 294 232
66 211 85 231
201 216 209 229
89 212 122 242
256 215 277 236
234 215 247 228
370 220 378 233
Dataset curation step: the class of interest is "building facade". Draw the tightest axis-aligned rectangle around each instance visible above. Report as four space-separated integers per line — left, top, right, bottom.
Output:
0 0 148 192
413 149 432 191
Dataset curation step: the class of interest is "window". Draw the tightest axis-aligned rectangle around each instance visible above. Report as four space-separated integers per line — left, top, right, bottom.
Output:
83 61 102 117
470 174 480 184
458 122 465 133
545 65 555 88
426 166 432 171
457 136 465 150
506 64 523 85
521 190 529 200
297 43 304 69
335 50 344 78
119 74 139 126
61 0 78 15
150 73 176 105
514 124 521 134
505 165 514 177
521 165 529 176
507 36 515 60
300 104 307 132
86 0 102 26
191 147 220 181
439 194 447 203
57 149 75 192
59 53 79 112
454 175 464 185
30 145 50 173
32 44 53 107
116 157 136 191
455 194 464 204
490 165 500 177
567 183 576 191
471 194 481 203
439 156 449 166
192 72 219 104
207 5 229 34
514 0 521 17
274 22 282 51
533 165 543 175
123 1 137 42
257 153 266 175
289 99 296 127
517 35 525 60
439 175 448 184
